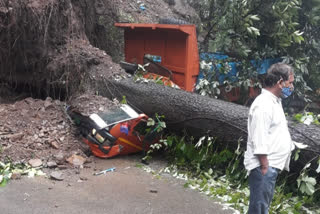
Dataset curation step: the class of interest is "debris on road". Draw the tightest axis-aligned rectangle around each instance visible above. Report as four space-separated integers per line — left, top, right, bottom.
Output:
0 94 118 179
28 159 43 168
93 167 116 176
47 161 58 168
0 97 84 163
11 172 22 180
1 161 47 186
66 154 86 167
50 171 64 181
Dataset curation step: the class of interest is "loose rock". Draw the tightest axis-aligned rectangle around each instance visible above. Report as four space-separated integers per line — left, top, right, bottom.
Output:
28 159 43 168
50 141 60 149
11 172 22 180
47 161 57 168
54 152 65 164
9 133 24 141
50 171 64 181
57 165 68 170
66 154 86 166
44 97 53 109
150 189 158 193
79 176 88 181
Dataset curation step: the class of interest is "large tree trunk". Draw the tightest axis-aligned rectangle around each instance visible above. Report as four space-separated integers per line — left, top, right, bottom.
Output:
100 78 320 171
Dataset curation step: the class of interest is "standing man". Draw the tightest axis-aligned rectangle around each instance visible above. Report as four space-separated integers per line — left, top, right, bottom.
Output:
244 63 295 214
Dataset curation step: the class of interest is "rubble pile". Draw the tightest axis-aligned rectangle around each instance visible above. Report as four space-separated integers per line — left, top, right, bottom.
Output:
0 97 80 163
0 94 117 169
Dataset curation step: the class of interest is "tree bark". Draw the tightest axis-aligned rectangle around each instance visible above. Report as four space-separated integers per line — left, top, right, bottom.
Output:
99 78 320 171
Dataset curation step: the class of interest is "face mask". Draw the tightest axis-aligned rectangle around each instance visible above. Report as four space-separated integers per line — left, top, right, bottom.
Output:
281 86 293 98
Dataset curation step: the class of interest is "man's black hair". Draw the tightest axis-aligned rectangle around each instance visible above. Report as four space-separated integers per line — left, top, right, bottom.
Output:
264 63 294 87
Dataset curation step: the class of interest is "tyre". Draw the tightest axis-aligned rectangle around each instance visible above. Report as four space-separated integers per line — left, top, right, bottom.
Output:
120 61 138 74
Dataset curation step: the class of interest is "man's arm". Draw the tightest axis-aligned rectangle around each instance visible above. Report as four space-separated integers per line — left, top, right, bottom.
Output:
249 105 272 175
257 155 268 175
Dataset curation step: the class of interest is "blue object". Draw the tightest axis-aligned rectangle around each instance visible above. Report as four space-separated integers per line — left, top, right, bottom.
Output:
199 53 239 84
120 122 129 135
139 5 146 11
216 61 239 83
282 87 294 98
152 56 161 63
198 52 282 84
94 167 116 175
145 54 161 63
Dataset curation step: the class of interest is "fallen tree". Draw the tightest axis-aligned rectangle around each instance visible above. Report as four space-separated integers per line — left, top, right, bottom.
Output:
100 77 320 172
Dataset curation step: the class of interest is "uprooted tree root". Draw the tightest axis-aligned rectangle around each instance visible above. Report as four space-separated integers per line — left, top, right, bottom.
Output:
0 0 123 100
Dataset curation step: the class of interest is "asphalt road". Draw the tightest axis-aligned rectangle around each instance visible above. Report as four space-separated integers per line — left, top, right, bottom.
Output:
0 155 236 214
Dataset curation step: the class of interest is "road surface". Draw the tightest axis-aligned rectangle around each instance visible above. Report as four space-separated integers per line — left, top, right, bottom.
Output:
0 155 236 214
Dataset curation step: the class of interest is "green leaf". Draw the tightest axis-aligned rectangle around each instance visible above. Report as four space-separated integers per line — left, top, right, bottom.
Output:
294 149 300 161
249 15 260 21
303 163 311 170
180 143 186 152
159 121 166 128
304 176 316 186
316 158 320 173
147 118 155 126
0 178 7 187
299 182 307 194
293 30 304 36
297 178 301 188
305 182 315 195
121 96 127 104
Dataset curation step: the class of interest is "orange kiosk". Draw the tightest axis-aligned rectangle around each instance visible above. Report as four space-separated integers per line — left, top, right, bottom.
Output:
115 23 200 92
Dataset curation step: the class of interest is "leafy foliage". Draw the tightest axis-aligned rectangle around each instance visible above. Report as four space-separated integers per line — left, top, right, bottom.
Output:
133 63 180 89
189 0 320 102
195 61 221 98
156 133 320 213
141 114 166 162
297 163 317 195
293 111 320 125
0 162 45 187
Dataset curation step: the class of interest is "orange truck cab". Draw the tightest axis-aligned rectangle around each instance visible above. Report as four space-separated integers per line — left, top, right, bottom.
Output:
68 104 159 158
115 23 200 92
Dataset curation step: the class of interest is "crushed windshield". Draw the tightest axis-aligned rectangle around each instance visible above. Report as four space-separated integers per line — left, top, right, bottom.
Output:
98 106 137 126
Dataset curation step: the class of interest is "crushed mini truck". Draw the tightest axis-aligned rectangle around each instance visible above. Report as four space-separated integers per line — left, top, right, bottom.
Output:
67 104 160 158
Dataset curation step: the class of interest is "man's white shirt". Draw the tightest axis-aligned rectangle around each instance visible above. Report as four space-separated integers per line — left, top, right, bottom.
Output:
244 89 294 172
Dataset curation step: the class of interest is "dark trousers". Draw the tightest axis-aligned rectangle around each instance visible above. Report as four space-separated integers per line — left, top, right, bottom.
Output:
248 166 279 214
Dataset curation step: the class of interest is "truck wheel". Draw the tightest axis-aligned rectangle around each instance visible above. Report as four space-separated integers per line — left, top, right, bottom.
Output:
120 61 138 74
158 18 190 25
